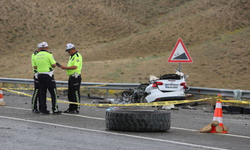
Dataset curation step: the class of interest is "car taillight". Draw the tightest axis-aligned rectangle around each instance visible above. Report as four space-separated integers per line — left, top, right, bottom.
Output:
180 82 186 89
156 81 163 85
152 81 163 87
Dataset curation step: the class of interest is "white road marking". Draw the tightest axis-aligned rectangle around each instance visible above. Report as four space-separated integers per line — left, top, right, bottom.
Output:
0 115 228 150
170 127 250 139
3 106 250 140
5 106 105 120
171 127 197 132
62 113 105 120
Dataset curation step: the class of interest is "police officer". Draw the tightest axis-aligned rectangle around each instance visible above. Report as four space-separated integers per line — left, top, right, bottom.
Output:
33 42 62 114
57 43 82 114
31 43 42 113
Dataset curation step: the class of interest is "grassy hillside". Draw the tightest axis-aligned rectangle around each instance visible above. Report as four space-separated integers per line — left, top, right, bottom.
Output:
0 0 250 90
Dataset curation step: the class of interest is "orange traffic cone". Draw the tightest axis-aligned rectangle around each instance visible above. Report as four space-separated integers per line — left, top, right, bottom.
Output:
209 99 228 134
0 88 6 106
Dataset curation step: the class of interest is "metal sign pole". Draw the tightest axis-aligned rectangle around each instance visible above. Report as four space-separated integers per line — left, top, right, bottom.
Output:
179 63 181 71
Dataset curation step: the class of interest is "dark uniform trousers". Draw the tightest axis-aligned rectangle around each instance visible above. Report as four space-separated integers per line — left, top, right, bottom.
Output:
68 75 82 111
38 74 58 112
31 75 40 111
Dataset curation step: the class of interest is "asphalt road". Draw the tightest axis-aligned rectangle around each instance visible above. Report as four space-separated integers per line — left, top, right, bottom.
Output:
0 90 250 150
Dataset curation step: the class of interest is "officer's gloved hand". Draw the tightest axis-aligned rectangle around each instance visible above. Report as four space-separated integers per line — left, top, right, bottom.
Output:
56 62 61 67
34 73 38 79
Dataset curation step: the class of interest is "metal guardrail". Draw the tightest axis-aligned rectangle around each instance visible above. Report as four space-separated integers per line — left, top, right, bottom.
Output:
0 77 140 90
185 87 250 99
1 77 250 99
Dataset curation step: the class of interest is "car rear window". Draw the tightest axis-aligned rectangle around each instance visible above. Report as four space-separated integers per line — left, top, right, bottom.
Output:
159 74 181 80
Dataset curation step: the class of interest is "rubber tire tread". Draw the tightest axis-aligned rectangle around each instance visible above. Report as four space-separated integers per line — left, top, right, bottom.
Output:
106 109 171 132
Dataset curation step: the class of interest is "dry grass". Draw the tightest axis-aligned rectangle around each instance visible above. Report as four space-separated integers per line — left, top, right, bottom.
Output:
0 0 250 90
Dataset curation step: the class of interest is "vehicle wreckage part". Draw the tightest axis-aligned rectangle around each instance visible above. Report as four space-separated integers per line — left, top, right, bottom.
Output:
106 108 171 132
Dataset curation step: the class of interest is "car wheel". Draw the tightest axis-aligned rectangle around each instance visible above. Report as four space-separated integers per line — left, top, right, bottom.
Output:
106 108 171 132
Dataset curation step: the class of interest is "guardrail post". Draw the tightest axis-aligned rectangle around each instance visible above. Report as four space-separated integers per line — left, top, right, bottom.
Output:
87 88 90 98
105 89 109 100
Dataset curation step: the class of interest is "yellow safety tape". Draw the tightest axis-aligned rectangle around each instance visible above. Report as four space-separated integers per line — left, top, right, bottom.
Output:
83 98 212 107
5 87 34 90
1 87 212 107
2 88 33 97
220 100 250 105
1 88 71 104
3 83 108 91
3 87 249 106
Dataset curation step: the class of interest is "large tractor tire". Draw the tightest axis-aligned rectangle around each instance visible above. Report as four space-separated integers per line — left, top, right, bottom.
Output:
106 108 171 132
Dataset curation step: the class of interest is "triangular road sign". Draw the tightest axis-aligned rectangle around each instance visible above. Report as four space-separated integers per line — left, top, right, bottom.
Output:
168 38 193 63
